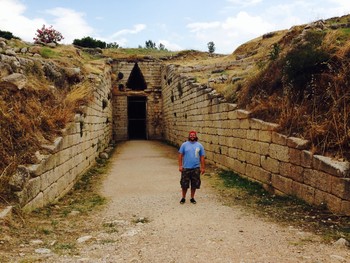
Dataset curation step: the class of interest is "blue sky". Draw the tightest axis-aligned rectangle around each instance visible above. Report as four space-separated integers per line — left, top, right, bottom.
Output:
1 0 350 54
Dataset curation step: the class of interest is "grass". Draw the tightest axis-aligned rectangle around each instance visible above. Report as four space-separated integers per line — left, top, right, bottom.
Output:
40 47 59 58
207 169 350 243
103 47 179 59
0 153 113 262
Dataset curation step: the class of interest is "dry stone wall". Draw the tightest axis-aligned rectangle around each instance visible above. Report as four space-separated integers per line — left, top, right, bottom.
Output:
161 64 350 215
10 66 113 211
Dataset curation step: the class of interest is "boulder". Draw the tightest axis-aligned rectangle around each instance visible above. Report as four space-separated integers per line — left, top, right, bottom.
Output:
0 73 27 90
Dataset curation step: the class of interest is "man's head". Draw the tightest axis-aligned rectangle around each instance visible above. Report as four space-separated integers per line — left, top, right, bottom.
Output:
188 130 198 141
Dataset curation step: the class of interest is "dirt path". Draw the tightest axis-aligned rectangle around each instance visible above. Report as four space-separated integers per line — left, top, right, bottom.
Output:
7 140 350 262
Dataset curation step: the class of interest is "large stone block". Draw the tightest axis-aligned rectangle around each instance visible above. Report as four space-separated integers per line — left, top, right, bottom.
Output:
43 182 59 204
227 158 246 175
246 164 271 184
261 156 279 174
279 162 304 183
245 151 261 166
313 155 349 177
22 192 44 212
286 137 310 149
288 148 301 166
271 174 293 195
242 139 257 153
314 189 328 206
246 129 259 141
258 130 272 143
240 119 250 129
41 169 58 191
325 193 342 214
26 177 42 201
301 150 313 168
227 148 238 159
341 200 350 216
331 177 350 200
231 129 247 139
303 168 331 192
291 181 315 205
269 144 289 162
237 149 247 162
271 132 287 145
227 137 243 149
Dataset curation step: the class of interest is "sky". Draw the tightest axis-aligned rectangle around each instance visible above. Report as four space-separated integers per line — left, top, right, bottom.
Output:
0 0 350 54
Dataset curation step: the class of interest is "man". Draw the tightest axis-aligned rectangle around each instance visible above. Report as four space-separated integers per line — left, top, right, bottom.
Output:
178 130 205 204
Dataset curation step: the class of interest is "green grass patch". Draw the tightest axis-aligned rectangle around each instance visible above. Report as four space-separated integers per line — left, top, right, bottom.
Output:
40 47 59 58
219 169 266 195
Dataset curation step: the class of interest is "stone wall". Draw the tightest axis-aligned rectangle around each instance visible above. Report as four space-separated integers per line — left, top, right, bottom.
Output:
161 64 350 215
10 65 113 211
111 60 163 140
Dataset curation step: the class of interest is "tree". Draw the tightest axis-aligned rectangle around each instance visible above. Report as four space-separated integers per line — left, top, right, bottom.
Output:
207 41 215 53
106 42 120 49
159 43 167 51
145 40 157 49
0 30 20 40
33 25 64 44
73 36 106 49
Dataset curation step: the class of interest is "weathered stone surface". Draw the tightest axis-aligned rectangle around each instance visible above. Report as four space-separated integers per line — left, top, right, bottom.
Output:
1 73 27 89
303 168 331 192
313 155 349 177
9 165 30 191
99 152 109 159
0 206 13 222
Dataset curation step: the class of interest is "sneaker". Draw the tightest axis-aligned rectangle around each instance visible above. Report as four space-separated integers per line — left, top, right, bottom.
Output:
180 198 186 204
190 198 197 204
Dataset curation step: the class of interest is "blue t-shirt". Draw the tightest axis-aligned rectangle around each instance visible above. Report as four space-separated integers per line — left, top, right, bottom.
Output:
179 141 205 169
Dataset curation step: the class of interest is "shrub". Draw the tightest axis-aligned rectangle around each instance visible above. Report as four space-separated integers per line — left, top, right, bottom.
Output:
145 40 156 49
0 30 20 40
283 30 330 98
73 36 106 49
269 43 280 60
106 42 119 49
33 25 64 44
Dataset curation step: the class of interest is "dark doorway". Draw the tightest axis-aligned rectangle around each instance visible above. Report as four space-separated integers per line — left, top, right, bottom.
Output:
128 96 147 139
126 63 147 91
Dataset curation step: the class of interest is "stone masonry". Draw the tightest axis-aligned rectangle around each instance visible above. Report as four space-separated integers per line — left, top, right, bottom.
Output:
111 60 163 140
161 64 350 216
7 55 350 215
10 64 113 211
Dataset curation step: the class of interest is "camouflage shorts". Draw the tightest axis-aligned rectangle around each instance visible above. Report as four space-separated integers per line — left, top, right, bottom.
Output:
180 168 201 189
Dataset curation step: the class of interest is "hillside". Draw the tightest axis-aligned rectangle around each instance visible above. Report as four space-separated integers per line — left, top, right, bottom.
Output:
164 15 350 162
1 14 350 204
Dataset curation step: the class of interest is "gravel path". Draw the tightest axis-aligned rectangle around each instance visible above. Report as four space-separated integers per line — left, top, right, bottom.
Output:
32 141 350 262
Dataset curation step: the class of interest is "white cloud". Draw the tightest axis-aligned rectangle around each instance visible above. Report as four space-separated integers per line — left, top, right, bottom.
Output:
222 11 274 34
323 0 350 17
0 1 94 44
187 21 221 32
157 39 182 51
110 24 146 38
44 7 94 44
226 0 262 7
104 24 146 47
0 0 45 42
186 11 275 53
